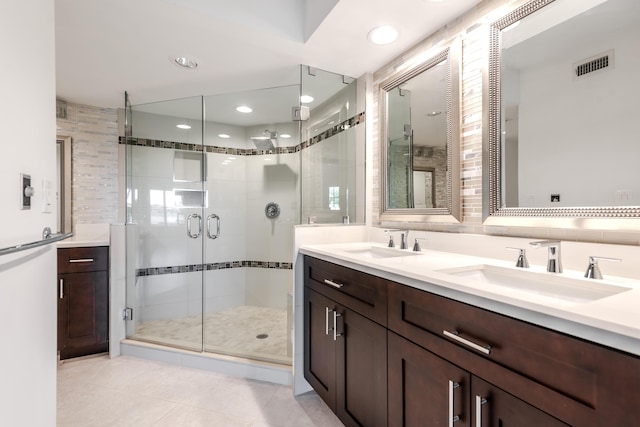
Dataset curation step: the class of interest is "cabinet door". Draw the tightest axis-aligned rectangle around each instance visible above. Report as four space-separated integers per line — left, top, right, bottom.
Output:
471 377 569 427
58 271 109 359
304 288 337 411
389 332 470 427
335 306 387 427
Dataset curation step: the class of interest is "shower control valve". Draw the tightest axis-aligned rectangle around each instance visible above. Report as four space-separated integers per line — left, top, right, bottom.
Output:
265 202 280 219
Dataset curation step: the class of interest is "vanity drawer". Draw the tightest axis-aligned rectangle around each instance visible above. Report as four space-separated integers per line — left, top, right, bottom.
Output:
388 282 640 426
304 256 387 326
58 246 109 273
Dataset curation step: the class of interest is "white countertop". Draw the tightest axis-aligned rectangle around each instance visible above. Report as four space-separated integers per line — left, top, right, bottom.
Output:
300 242 640 357
57 223 110 248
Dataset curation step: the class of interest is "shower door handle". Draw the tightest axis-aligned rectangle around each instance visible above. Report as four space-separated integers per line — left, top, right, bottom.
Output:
187 213 202 238
207 213 220 239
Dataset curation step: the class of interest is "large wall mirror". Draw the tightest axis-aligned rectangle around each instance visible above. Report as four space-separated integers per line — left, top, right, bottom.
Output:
380 43 461 223
56 135 72 233
486 0 640 229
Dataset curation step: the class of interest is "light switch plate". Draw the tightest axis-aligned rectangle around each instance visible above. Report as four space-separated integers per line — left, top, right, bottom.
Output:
21 173 32 210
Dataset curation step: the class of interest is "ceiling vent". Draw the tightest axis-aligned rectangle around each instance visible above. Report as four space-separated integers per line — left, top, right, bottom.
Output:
573 50 614 79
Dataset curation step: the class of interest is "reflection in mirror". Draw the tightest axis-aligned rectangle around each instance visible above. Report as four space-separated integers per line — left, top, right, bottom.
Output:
487 0 640 223
56 135 72 233
380 45 460 222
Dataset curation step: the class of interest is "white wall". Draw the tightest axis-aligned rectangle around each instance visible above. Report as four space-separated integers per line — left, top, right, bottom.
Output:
0 0 57 425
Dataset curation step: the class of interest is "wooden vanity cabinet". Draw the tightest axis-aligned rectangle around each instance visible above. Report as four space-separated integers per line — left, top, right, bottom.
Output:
388 282 640 427
303 255 640 426
304 256 388 427
57 246 109 359
388 332 569 427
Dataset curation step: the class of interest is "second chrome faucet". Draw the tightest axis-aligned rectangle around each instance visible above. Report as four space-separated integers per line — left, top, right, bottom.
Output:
529 240 562 273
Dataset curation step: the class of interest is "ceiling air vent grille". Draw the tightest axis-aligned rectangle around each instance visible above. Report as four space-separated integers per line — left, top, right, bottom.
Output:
574 50 614 79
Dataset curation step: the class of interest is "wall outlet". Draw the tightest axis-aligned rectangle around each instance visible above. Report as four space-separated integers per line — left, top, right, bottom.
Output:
550 194 560 202
615 190 633 201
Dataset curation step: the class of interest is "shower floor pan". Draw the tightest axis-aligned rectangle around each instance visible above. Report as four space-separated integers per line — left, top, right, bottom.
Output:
130 305 291 365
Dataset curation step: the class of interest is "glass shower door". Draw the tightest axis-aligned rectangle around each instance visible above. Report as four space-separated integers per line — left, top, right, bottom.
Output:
125 95 206 352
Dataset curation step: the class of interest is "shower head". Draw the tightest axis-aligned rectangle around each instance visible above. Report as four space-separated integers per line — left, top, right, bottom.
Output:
250 129 277 150
251 137 275 150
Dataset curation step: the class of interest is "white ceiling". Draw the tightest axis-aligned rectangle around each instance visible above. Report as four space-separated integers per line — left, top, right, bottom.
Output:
55 0 481 109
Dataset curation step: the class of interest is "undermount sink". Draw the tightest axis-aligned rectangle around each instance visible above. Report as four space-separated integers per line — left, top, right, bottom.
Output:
340 246 421 260
436 264 631 306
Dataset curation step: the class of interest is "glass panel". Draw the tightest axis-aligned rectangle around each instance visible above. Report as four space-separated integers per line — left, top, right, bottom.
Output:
300 66 364 224
125 95 205 352
202 85 299 364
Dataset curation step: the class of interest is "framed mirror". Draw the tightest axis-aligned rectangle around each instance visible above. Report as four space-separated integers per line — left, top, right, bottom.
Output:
485 0 640 229
380 43 461 223
56 135 72 233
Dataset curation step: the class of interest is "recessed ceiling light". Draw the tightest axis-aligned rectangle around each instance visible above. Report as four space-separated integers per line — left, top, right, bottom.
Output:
426 111 442 117
300 95 314 104
368 25 398 45
236 106 252 113
176 124 191 129
218 133 230 138
173 57 198 69
280 134 291 138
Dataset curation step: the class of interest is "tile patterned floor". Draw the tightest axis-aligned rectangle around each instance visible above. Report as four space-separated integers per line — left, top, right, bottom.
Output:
133 306 290 364
57 355 343 427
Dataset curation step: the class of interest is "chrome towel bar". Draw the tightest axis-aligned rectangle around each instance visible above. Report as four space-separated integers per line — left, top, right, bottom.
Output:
0 231 73 256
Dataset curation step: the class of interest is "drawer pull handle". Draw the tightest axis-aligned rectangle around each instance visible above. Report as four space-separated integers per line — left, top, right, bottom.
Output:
323 279 344 289
448 380 461 427
476 395 488 427
59 279 64 299
69 258 94 263
443 330 492 355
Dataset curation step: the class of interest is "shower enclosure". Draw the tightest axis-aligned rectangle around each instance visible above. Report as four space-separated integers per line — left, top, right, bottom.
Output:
124 67 362 366
125 86 301 365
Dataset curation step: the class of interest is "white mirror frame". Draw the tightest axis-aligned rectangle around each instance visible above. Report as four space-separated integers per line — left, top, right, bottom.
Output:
380 42 461 223
484 0 640 231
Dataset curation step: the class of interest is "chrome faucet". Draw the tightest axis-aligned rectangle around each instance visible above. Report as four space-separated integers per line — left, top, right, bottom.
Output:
529 240 562 273
400 230 409 250
385 230 409 249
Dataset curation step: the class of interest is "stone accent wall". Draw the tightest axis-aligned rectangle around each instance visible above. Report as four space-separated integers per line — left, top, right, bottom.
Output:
56 102 119 228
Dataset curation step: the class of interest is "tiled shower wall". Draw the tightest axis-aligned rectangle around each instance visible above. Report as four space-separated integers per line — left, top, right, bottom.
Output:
56 102 120 228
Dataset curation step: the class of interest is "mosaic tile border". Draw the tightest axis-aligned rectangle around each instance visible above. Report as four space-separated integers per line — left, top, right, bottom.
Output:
119 111 365 155
136 260 293 277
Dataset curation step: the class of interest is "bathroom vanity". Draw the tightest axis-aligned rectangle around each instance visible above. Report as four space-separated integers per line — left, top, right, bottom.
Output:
57 246 109 359
301 243 640 426
57 225 111 360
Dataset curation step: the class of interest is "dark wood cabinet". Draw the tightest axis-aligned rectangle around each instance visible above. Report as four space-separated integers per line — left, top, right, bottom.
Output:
303 255 640 427
388 331 470 427
305 288 337 409
304 257 388 427
389 332 568 427
57 246 109 359
388 282 640 426
471 377 568 427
